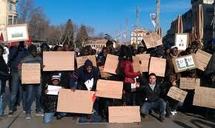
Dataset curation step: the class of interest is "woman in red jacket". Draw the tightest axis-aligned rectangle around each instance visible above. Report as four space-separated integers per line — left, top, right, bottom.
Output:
118 45 140 105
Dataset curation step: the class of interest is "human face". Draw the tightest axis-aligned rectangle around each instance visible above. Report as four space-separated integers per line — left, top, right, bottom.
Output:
86 66 92 73
149 75 156 85
172 48 178 56
52 79 60 85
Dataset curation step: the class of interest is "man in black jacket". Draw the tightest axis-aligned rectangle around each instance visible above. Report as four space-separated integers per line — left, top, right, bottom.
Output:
137 73 166 122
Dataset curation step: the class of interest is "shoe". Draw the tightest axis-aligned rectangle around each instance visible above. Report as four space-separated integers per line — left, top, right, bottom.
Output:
8 111 14 117
25 114 31 120
56 115 63 120
171 110 177 116
35 112 44 117
159 115 165 122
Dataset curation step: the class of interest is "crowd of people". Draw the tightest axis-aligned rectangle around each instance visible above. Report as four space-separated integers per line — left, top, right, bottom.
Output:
0 39 215 124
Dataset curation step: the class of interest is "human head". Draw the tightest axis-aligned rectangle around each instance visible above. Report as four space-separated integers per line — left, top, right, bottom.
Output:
148 73 157 85
28 44 37 57
40 43 50 52
170 46 178 56
84 59 93 73
51 74 61 85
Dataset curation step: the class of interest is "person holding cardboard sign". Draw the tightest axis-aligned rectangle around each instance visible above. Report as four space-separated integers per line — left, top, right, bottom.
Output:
118 45 141 105
19 44 42 120
70 59 101 121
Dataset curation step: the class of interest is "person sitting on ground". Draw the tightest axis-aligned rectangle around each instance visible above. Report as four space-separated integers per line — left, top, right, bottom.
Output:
137 73 166 122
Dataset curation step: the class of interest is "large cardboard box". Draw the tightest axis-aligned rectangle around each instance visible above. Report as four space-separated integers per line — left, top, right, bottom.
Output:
109 106 141 123
76 55 97 68
149 57 166 77
167 86 188 103
193 87 215 109
195 50 212 71
57 89 95 114
96 80 123 99
172 54 197 73
43 51 75 71
103 54 119 74
180 78 200 90
142 32 162 49
133 54 150 73
21 63 41 84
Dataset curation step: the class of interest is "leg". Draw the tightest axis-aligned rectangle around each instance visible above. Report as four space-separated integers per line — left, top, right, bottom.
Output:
141 102 152 116
43 112 55 124
25 85 35 115
35 85 42 113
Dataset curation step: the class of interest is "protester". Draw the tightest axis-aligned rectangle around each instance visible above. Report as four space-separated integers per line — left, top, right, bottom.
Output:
137 73 166 122
19 44 42 119
8 41 28 116
0 45 9 116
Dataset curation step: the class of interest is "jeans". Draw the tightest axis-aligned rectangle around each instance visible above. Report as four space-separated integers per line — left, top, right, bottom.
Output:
9 71 22 111
43 112 55 124
141 98 166 116
25 85 41 114
0 80 6 115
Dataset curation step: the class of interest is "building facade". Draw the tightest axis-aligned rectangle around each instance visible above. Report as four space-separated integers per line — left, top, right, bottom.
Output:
164 0 214 48
130 28 148 45
84 37 108 52
0 0 18 41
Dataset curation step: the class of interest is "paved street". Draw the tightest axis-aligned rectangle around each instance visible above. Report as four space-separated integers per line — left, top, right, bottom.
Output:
1 107 215 128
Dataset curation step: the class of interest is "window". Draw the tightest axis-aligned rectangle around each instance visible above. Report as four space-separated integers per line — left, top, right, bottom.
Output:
8 15 13 25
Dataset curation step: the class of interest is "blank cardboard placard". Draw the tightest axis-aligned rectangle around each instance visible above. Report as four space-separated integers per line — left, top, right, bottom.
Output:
180 78 200 90
143 32 162 49
175 33 189 51
57 89 95 114
109 106 141 123
103 54 119 74
167 86 188 103
21 63 41 84
76 55 97 68
149 57 166 77
193 87 215 109
99 66 112 78
6 24 29 42
195 49 212 71
96 79 123 99
43 51 75 71
133 54 150 73
172 54 197 73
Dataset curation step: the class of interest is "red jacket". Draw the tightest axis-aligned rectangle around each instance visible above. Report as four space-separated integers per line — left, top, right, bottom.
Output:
120 60 140 84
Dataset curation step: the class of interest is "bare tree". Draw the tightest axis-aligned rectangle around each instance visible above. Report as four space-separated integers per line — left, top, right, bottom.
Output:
28 7 49 41
17 0 35 23
47 25 65 45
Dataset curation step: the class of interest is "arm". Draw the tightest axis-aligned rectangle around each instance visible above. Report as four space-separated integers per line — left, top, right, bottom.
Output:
124 62 140 78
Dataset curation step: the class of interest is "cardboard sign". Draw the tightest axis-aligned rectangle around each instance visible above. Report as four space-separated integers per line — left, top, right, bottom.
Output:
99 66 112 78
172 54 197 73
180 78 200 90
43 51 75 71
76 55 97 68
109 106 141 123
175 33 189 51
103 54 119 74
195 50 212 71
149 57 166 77
96 80 123 99
193 87 215 109
6 24 29 42
21 63 41 84
167 86 188 103
142 32 162 49
133 54 150 72
57 89 95 114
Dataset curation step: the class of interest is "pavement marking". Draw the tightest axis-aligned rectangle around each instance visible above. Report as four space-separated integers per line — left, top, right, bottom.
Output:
6 111 22 128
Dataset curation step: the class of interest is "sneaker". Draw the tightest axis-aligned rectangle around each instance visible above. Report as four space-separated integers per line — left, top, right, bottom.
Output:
35 112 44 117
25 114 31 120
171 110 177 116
8 111 14 117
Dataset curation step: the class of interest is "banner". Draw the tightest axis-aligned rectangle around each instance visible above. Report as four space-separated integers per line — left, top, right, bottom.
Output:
103 54 119 74
175 33 188 51
149 57 166 77
6 24 29 42
180 78 200 90
195 49 212 71
133 54 150 73
167 86 188 103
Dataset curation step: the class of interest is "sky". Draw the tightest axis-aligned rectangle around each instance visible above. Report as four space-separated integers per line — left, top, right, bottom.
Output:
35 0 191 37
